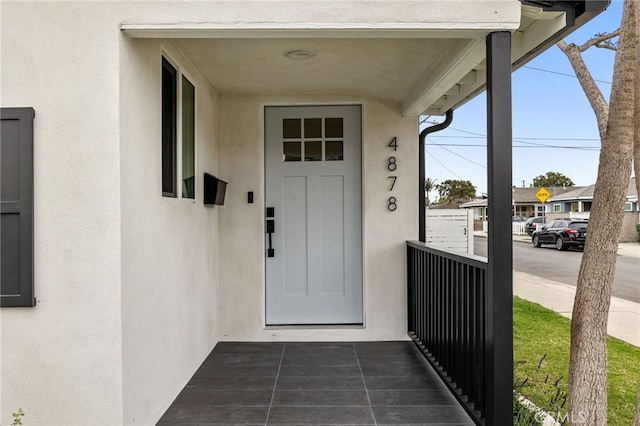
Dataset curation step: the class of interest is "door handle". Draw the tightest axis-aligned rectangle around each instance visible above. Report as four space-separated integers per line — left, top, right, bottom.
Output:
266 207 275 257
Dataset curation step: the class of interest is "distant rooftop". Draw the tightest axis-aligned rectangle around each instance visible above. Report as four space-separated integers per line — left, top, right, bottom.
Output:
458 186 586 208
548 177 637 202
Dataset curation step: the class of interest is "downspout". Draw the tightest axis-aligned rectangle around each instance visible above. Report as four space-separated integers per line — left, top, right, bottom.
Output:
419 110 453 242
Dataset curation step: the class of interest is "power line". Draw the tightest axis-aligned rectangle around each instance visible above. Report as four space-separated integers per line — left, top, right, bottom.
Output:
515 145 598 150
427 150 529 185
429 135 600 141
426 151 462 179
425 143 599 150
427 139 527 184
521 65 612 85
427 138 486 168
419 115 432 125
422 123 600 150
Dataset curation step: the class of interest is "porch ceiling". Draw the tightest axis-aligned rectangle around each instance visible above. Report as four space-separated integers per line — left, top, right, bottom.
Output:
174 37 461 105
122 3 595 117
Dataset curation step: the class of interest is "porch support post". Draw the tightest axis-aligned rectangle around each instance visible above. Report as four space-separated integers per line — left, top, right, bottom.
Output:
486 31 513 426
419 133 426 242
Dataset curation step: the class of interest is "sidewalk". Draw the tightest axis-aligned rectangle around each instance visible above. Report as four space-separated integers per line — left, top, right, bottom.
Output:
514 271 640 347
475 231 640 346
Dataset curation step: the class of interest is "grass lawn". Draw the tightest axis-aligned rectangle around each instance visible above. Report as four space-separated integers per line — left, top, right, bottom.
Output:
513 296 640 425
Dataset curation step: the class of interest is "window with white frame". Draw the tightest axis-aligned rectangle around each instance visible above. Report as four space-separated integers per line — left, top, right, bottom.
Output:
553 204 562 212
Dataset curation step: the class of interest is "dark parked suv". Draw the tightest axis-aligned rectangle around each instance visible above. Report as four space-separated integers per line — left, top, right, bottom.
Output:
524 216 545 235
531 219 588 251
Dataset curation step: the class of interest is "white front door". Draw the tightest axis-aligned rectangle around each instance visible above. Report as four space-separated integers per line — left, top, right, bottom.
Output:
265 105 362 325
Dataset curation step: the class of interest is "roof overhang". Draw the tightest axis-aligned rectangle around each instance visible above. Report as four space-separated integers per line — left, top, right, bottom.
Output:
122 1 609 117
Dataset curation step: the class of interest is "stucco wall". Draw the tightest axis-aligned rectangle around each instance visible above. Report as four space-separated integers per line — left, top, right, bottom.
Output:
218 95 418 341
0 0 521 424
1 3 223 425
0 3 124 424
620 211 640 243
116 0 520 29
119 39 221 424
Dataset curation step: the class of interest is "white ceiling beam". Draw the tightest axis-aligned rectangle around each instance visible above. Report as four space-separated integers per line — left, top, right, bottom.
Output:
458 70 477 85
436 67 487 114
401 38 486 117
511 13 566 65
446 85 460 96
416 10 567 115
121 23 515 39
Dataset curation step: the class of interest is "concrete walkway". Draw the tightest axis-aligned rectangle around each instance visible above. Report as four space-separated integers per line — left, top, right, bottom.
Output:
507 233 640 347
514 271 640 347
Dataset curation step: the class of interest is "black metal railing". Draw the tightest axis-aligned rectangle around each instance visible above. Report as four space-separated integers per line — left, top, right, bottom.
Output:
407 241 489 424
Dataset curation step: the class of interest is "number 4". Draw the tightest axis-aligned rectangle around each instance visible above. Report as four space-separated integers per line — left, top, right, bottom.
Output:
388 137 397 151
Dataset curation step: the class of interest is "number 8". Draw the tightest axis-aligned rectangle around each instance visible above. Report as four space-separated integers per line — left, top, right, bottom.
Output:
387 157 397 172
388 197 397 211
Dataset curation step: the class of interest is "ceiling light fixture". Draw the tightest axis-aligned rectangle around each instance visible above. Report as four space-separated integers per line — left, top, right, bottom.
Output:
285 50 316 60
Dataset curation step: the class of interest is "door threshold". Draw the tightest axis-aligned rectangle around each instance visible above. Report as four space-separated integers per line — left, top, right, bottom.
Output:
265 323 364 330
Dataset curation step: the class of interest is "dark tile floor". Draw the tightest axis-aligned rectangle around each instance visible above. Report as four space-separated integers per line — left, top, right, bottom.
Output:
157 341 474 425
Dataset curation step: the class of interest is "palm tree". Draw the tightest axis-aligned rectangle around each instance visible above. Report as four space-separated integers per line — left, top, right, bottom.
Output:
424 178 437 206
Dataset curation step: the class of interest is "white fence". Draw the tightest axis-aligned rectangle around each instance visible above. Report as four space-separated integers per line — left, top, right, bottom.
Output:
425 209 474 255
512 222 527 235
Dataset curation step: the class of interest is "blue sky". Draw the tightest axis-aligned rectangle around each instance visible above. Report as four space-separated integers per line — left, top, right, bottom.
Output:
422 1 624 199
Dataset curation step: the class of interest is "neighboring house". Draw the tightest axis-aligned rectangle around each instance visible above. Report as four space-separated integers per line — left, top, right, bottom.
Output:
462 180 639 241
547 177 638 213
0 1 607 424
546 177 639 242
460 186 583 220
459 197 490 221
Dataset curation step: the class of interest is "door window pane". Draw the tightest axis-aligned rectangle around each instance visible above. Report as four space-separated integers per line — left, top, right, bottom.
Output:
283 141 301 161
325 141 343 161
304 118 322 138
304 141 322 161
283 119 301 138
325 118 343 138
182 76 195 199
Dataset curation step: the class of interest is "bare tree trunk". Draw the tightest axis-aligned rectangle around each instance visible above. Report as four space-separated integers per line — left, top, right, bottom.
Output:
557 41 609 140
568 1 636 425
635 0 640 235
635 382 640 426
634 5 640 426
635 134 640 216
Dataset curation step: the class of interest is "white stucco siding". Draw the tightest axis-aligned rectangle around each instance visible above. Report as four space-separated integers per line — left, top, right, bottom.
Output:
119 39 221 425
0 1 524 424
218 95 417 341
119 0 520 31
361 100 419 340
1 2 123 425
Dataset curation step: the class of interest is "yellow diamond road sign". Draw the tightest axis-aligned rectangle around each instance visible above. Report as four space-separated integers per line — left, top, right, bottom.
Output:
536 187 550 203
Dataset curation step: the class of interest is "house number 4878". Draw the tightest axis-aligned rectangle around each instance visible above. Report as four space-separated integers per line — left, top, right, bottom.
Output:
387 137 398 211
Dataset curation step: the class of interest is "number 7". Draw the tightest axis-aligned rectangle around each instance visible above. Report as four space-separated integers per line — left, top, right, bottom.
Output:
388 176 397 191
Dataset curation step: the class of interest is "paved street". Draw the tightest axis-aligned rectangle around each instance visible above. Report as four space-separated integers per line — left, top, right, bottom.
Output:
470 235 640 345
474 237 640 303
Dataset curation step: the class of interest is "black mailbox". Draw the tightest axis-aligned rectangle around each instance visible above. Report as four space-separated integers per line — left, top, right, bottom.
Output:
203 173 227 206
